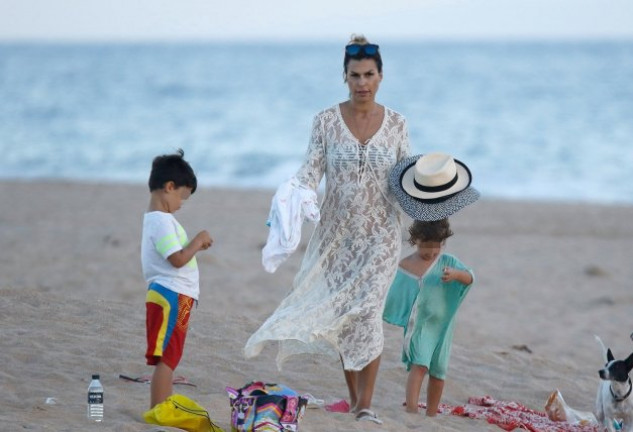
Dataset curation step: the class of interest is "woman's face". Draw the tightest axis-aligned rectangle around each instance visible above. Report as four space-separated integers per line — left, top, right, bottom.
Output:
345 58 382 103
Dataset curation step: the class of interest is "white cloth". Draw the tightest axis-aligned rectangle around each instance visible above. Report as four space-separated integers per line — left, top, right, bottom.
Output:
141 211 200 300
262 178 320 273
245 104 411 370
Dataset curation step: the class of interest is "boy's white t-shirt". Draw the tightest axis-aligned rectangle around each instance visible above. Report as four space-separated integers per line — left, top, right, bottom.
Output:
141 211 200 300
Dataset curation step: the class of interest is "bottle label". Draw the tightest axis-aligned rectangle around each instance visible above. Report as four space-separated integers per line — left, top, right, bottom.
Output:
88 391 104 404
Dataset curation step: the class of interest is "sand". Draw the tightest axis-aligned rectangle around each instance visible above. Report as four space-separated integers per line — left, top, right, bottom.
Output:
1 180 633 431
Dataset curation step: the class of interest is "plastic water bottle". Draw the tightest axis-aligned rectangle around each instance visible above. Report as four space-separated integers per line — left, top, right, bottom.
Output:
87 374 104 422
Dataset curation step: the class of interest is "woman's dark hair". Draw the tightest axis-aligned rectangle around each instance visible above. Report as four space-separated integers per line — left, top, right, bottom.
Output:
343 34 383 78
148 148 197 193
408 219 453 246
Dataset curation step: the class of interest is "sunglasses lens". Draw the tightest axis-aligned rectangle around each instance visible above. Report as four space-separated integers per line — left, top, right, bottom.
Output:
346 45 361 56
364 45 378 55
345 44 379 56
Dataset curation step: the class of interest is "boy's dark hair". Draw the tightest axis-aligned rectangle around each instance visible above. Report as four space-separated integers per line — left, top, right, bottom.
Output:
148 149 197 193
408 219 453 246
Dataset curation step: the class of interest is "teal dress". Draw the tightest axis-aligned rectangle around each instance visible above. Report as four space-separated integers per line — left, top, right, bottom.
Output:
383 253 473 379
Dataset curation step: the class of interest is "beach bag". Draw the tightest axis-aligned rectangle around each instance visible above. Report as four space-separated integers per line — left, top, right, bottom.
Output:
143 393 224 432
226 381 308 431
544 389 598 426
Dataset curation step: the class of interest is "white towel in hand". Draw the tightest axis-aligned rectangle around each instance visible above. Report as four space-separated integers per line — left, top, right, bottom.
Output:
262 178 320 273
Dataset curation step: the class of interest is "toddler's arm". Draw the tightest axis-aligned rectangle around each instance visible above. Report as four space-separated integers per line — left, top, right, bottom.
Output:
441 267 473 285
167 230 213 268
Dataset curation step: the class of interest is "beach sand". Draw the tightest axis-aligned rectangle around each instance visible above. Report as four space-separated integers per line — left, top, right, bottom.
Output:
2 180 632 431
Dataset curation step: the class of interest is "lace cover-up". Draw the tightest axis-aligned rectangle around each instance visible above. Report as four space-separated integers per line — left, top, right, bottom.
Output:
245 104 411 371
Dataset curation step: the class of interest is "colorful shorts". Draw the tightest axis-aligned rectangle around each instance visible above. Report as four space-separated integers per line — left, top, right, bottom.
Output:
145 283 194 370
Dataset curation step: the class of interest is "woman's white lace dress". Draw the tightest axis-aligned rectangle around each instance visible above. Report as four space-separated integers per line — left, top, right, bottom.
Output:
245 104 411 371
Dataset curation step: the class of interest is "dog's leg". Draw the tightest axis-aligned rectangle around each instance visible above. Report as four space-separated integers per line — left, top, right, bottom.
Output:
595 385 606 425
605 419 617 432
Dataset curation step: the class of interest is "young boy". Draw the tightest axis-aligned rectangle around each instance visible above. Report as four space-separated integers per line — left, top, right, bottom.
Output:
383 219 473 416
141 149 212 408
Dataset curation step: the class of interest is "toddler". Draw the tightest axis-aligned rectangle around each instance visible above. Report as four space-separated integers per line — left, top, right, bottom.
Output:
383 218 473 416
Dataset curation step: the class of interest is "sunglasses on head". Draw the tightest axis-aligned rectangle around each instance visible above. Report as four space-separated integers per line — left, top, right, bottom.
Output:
345 43 380 57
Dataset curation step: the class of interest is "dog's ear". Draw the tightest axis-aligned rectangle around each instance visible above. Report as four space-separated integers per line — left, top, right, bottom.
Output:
607 349 615 362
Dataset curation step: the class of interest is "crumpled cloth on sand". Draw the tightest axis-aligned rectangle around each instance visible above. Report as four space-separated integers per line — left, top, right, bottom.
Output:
425 395 601 432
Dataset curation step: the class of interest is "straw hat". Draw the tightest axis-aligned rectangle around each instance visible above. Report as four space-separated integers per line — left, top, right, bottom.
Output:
389 152 480 221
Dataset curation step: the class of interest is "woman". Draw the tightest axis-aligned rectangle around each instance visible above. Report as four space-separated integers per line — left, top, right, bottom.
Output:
245 34 410 424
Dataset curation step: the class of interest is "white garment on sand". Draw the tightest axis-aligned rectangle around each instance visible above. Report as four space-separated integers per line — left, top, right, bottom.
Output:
262 178 320 273
245 104 411 371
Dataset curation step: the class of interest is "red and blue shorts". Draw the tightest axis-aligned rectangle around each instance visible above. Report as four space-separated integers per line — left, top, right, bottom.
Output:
145 283 194 370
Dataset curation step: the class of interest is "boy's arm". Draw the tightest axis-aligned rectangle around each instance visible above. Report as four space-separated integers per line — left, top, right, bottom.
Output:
167 230 212 268
441 267 473 285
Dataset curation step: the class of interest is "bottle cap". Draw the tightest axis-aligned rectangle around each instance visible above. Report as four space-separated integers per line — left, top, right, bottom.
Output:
92 374 100 379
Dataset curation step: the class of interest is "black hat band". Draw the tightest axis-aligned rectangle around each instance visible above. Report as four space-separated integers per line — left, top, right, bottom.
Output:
413 172 458 193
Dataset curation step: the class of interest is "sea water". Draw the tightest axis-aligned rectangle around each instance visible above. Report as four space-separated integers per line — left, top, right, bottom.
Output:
0 41 632 204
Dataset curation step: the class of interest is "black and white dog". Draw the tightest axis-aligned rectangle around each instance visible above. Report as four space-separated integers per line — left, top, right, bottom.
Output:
595 335 633 432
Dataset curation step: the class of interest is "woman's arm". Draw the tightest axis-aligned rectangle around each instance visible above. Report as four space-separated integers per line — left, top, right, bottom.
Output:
294 113 326 191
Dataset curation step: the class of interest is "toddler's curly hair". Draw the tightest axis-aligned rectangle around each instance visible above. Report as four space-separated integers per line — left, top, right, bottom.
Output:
408 219 453 246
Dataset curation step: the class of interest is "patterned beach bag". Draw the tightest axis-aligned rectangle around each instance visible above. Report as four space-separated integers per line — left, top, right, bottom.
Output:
226 382 308 432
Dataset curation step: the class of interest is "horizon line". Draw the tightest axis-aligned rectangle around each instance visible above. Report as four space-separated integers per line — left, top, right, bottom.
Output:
1 35 633 45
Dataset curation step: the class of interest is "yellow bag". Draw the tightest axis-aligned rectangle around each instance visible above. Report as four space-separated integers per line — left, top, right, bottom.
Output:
143 393 224 432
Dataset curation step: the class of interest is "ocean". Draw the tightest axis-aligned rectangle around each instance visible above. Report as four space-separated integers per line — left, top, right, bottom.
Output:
1 41 632 204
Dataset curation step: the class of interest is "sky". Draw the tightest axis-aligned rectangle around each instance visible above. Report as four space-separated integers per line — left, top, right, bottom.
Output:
0 0 632 42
